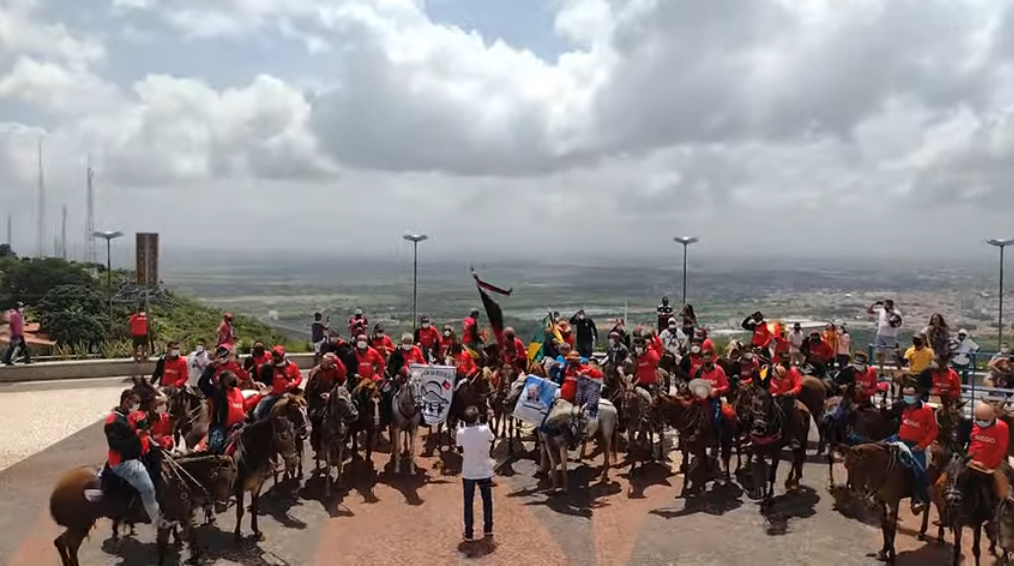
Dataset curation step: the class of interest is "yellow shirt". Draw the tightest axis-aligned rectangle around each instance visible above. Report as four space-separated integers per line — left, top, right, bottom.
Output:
904 346 935 374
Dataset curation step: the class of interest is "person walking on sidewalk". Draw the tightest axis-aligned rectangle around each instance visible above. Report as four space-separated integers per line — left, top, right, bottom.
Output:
2 302 30 365
456 405 494 544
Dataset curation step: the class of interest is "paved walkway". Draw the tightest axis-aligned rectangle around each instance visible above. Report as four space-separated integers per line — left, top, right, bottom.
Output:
0 380 975 565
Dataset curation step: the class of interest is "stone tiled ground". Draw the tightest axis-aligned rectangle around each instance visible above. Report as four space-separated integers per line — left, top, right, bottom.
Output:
0 380 986 565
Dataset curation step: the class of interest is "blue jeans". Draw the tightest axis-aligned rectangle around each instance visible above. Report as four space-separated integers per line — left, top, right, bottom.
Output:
709 398 722 425
111 459 160 523
208 425 228 453
887 435 928 503
463 478 493 539
253 395 279 421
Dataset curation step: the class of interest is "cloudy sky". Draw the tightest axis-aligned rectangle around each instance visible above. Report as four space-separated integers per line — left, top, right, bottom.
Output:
2 0 1014 264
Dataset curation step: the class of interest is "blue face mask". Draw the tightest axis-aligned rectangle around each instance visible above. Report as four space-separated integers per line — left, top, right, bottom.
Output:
903 395 918 405
976 419 993 428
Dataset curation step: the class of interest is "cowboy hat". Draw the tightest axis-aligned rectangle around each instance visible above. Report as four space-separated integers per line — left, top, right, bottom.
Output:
688 378 713 400
565 351 581 362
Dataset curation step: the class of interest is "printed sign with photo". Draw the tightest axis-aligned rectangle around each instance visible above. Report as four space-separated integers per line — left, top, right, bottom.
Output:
512 375 559 427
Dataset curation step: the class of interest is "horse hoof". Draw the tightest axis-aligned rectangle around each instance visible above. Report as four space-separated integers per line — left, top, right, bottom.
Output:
252 532 265 542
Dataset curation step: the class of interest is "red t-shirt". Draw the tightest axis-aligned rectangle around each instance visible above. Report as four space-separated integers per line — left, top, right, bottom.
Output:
417 326 440 349
159 356 189 388
355 347 386 381
698 365 729 397
770 366 802 396
129 314 148 336
969 420 1010 470
751 324 772 348
401 345 427 366
127 410 152 455
369 335 395 358
151 411 174 450
899 404 939 450
265 362 303 396
854 367 880 401
930 368 962 401
454 351 477 377
636 350 660 384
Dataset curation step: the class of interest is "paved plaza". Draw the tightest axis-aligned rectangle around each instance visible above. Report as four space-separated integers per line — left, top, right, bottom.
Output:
0 377 975 565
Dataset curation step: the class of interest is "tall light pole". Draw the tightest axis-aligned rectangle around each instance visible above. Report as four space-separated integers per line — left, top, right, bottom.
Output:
673 236 699 306
93 230 123 335
402 234 429 329
988 238 1014 350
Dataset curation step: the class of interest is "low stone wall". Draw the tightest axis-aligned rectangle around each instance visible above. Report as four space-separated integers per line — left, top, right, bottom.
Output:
0 353 318 383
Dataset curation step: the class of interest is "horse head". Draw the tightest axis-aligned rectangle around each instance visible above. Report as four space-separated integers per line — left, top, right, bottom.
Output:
749 386 778 439
271 393 309 437
328 385 359 424
942 453 975 509
174 453 237 507
395 375 422 417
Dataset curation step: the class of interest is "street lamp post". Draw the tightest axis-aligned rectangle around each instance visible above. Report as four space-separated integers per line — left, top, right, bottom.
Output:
93 230 123 335
673 236 699 306
988 238 1014 350
402 234 429 330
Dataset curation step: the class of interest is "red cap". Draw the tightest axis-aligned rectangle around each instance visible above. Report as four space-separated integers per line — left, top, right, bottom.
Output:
272 345 286 356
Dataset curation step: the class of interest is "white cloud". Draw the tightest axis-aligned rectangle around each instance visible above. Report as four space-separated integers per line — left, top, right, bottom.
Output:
3 0 1014 261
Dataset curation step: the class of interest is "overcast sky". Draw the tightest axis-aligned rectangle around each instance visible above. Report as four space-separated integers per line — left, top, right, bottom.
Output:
3 0 1014 264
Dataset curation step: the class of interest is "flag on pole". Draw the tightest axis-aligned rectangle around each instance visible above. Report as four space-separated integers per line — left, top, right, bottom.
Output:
472 268 508 346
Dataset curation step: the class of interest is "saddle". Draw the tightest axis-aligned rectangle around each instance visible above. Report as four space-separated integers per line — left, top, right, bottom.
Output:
86 458 161 513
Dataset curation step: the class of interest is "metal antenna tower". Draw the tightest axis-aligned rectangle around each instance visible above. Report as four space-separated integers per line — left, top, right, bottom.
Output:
60 205 67 259
85 156 97 264
36 138 46 257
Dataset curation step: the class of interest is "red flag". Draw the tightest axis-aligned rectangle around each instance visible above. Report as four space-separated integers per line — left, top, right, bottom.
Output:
471 268 512 296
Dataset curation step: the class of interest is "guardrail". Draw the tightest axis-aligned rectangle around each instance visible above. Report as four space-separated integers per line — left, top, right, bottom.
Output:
0 353 320 384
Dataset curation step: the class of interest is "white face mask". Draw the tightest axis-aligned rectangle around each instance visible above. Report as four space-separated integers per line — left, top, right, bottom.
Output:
130 403 140 412
169 349 180 357
854 363 867 373
443 331 451 337
195 345 205 353
357 341 367 349
635 347 644 355
578 314 585 320
422 323 430 328
402 344 413 351
691 345 701 354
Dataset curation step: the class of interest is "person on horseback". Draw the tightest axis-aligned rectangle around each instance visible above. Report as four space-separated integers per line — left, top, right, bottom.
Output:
451 343 479 383
353 333 387 381
835 351 879 403
768 363 803 450
139 393 174 451
802 330 834 379
439 324 457 358
734 350 762 388
306 353 347 457
560 351 603 418
960 402 1011 502
104 389 167 529
696 349 729 425
605 331 629 367
742 311 772 351
633 338 660 395
150 340 188 388
415 316 441 362
243 341 273 386
893 385 938 514
369 324 395 358
659 318 682 357
348 308 368 339
252 346 303 421
205 346 252 387
199 370 257 453
397 333 427 371
500 328 528 375
463 308 482 353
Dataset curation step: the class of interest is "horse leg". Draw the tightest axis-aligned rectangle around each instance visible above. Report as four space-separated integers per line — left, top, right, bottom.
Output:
827 447 836 489
559 442 570 491
62 528 87 566
952 524 964 566
600 429 612 483
972 523 982 566
886 501 900 563
233 487 245 542
391 425 401 474
296 437 305 481
365 425 374 464
184 518 200 565
721 428 732 482
250 487 264 541
53 530 73 566
323 449 333 498
156 523 170 566
408 425 418 475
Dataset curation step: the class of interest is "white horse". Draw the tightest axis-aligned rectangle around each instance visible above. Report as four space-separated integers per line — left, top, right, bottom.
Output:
539 399 618 491
389 376 422 474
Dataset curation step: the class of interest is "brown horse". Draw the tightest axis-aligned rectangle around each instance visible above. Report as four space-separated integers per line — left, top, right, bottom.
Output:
820 388 901 488
490 365 522 448
747 385 809 503
937 455 1006 566
50 453 236 566
162 385 206 448
843 442 922 563
315 385 359 496
231 415 300 541
444 367 494 446
350 377 383 464
654 393 736 496
268 393 308 485
798 375 827 453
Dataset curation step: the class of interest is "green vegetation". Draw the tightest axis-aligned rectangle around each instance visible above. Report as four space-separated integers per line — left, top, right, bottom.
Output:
0 246 300 358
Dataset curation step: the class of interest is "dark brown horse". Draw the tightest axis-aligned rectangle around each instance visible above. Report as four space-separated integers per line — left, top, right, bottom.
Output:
444 367 494 445
267 393 308 484
50 452 236 566
231 415 300 541
490 365 523 452
938 455 1005 566
747 385 809 504
653 393 736 496
162 385 206 447
314 385 359 495
350 377 382 464
842 442 919 563
820 389 900 488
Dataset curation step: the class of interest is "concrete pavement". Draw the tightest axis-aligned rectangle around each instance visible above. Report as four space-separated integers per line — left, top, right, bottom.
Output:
0 378 976 565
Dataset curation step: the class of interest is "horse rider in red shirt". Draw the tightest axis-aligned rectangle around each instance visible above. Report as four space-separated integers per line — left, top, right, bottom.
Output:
768 361 803 449
928 356 962 406
369 324 395 358
500 327 528 375
894 385 938 513
348 308 369 339
742 312 772 350
104 389 166 529
150 340 189 388
439 325 457 359
632 338 661 395
394 333 428 377
694 349 729 425
451 343 479 382
353 333 386 382
216 312 236 350
251 346 303 421
198 370 259 453
415 316 441 362
462 309 482 353
243 341 273 385
964 402 1012 501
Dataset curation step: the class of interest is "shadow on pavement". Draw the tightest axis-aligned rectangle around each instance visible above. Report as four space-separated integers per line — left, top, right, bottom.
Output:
259 479 308 530
100 525 290 566
650 480 744 519
509 464 621 519
621 461 673 500
761 485 820 535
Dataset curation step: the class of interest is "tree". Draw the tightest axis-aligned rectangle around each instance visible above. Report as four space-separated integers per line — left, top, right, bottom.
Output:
36 284 107 346
0 257 95 309
0 244 15 258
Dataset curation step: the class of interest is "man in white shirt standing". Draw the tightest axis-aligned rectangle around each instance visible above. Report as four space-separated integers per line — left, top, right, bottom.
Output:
788 323 805 366
951 329 980 384
868 299 902 375
456 405 494 544
187 339 210 384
